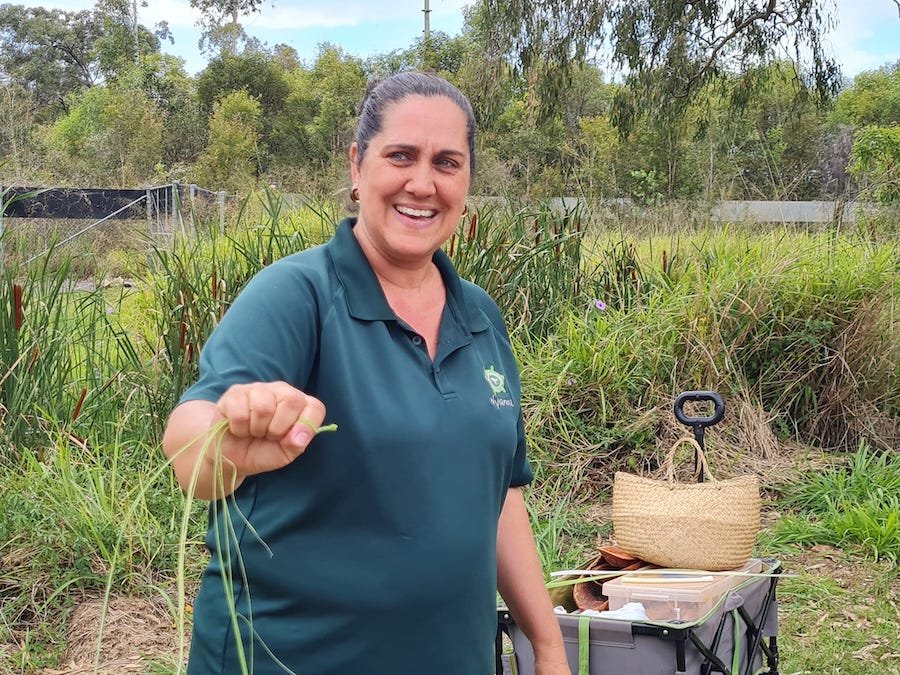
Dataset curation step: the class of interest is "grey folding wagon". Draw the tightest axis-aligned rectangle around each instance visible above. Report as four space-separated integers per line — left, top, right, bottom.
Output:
497 391 781 675
498 560 780 674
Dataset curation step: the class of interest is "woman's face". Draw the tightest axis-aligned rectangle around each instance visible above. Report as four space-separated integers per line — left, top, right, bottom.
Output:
350 94 471 268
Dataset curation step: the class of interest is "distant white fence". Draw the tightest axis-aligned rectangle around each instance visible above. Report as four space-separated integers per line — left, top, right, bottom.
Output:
538 198 882 224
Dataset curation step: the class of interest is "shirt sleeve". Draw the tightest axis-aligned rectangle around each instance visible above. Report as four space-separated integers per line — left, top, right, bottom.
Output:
179 258 321 405
509 414 534 487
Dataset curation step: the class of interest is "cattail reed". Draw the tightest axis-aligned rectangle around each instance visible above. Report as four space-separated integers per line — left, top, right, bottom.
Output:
71 387 88 422
13 282 23 332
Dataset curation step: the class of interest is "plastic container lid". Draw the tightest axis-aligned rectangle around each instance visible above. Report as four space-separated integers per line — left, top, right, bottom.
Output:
602 558 763 622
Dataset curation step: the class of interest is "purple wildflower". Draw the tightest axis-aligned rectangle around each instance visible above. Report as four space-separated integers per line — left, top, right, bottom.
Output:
593 299 607 312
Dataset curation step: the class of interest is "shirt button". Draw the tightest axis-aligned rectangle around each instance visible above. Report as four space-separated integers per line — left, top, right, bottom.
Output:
412 335 423 345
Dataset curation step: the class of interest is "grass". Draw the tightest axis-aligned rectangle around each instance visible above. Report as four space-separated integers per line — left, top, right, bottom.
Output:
0 197 897 672
760 442 900 563
775 547 899 674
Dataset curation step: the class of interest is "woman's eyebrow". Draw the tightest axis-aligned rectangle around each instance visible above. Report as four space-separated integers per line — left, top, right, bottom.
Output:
383 143 466 158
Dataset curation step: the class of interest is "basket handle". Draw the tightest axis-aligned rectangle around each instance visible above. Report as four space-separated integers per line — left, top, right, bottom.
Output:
664 437 719 485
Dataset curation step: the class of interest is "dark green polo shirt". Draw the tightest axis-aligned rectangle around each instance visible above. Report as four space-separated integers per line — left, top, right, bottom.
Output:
181 218 532 675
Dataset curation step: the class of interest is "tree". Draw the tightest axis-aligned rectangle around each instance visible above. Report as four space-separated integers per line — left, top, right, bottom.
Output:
834 61 900 128
695 61 830 200
189 0 267 56
0 4 101 113
91 0 168 81
849 125 900 204
478 0 840 132
44 84 164 186
197 50 289 126
0 2 168 115
193 89 262 192
115 53 206 168
0 84 41 181
268 45 365 192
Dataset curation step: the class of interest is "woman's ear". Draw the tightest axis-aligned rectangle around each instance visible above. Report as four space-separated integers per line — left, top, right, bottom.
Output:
349 142 360 182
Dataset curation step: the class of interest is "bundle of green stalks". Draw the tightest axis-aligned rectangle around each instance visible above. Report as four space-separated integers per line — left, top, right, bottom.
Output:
0 196 896 672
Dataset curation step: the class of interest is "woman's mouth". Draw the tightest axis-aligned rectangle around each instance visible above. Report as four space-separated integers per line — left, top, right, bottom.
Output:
395 205 438 219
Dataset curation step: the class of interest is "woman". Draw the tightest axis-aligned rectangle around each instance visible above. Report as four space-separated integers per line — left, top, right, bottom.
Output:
163 72 570 674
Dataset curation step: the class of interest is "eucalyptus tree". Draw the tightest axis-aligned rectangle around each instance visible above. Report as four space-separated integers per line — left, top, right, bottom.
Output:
92 0 170 80
0 2 165 116
189 0 267 56
479 0 840 127
0 4 101 114
477 0 841 198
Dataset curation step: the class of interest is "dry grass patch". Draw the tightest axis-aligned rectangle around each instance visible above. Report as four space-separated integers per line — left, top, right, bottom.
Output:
38 595 187 675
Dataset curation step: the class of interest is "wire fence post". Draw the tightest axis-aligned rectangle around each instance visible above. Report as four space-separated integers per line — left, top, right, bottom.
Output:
217 190 226 233
188 183 197 235
172 180 185 236
0 184 5 262
146 187 153 266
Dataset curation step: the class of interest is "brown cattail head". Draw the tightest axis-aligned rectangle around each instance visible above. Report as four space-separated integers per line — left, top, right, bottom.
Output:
72 388 88 422
466 213 478 241
13 283 23 332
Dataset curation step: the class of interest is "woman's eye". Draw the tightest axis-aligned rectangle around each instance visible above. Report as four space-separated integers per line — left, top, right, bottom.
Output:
389 151 410 161
436 158 458 170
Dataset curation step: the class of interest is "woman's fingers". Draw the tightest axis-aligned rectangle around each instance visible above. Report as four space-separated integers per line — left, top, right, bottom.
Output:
218 382 326 444
266 383 312 440
282 396 327 449
218 385 253 438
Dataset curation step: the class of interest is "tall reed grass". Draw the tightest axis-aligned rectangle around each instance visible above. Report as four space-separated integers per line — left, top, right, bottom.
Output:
0 196 896 671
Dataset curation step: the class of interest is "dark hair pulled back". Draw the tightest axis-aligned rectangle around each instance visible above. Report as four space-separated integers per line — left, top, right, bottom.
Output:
354 72 476 177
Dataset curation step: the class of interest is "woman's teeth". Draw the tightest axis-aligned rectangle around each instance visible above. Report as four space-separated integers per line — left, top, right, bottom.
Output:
395 205 436 218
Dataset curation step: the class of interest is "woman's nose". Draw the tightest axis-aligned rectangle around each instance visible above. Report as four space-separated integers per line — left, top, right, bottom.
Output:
405 162 436 197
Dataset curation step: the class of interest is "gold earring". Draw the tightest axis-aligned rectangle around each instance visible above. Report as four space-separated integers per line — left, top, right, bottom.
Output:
350 186 360 202
460 204 469 218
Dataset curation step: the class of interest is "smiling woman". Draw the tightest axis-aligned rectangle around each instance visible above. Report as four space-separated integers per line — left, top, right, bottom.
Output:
349 93 471 350
162 71 569 675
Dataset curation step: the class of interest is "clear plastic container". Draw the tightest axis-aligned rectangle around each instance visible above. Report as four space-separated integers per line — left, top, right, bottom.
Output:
601 558 763 622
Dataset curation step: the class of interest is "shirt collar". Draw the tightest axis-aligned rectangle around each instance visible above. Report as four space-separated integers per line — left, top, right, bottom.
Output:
327 217 489 332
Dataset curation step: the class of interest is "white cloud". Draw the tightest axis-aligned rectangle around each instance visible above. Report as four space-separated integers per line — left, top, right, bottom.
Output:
826 0 900 76
20 0 468 29
243 0 469 28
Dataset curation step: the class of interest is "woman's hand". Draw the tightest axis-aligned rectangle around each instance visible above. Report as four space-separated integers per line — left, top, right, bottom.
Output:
163 382 327 499
213 381 327 478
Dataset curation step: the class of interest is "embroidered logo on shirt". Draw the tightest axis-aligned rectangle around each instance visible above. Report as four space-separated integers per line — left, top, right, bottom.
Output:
483 366 507 395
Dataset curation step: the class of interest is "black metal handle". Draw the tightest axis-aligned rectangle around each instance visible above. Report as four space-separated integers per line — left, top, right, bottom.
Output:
674 391 725 482
674 390 726 430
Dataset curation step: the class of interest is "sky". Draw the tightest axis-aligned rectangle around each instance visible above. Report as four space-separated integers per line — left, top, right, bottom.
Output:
15 0 900 80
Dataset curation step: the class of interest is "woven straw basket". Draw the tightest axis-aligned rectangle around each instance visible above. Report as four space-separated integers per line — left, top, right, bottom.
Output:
612 437 760 571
